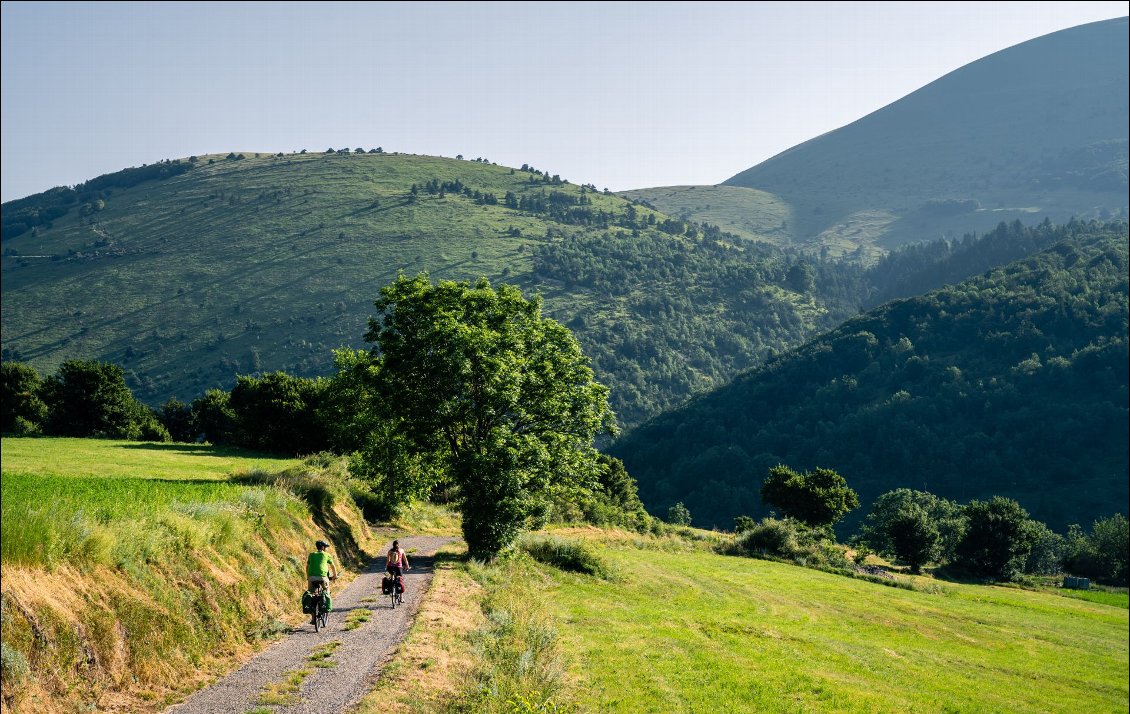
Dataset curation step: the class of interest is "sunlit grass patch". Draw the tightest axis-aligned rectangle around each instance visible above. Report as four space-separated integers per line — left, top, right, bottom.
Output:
307 640 342 668
256 668 312 706
543 543 1129 713
0 437 297 481
345 609 372 631
519 534 613 579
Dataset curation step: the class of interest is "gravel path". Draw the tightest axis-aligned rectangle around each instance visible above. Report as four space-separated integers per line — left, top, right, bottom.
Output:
166 536 457 714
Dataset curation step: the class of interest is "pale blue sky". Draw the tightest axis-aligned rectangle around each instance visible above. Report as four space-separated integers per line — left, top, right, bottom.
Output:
2 1 1127 202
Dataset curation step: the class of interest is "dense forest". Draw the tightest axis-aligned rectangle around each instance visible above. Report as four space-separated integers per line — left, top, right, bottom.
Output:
532 230 867 426
614 222 1129 533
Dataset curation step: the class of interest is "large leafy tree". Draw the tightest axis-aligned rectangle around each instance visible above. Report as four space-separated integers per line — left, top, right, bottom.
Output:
365 274 616 558
40 359 164 439
856 488 966 562
228 371 329 454
954 496 1035 581
325 348 440 519
1 362 47 434
760 465 859 528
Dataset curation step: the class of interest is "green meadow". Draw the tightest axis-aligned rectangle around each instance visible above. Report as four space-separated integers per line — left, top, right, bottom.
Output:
0 437 300 567
540 540 1129 713
0 436 295 481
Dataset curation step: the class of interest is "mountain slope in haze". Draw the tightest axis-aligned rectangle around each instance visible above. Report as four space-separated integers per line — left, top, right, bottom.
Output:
613 221 1129 533
0 152 865 428
617 184 793 246
635 18 1128 260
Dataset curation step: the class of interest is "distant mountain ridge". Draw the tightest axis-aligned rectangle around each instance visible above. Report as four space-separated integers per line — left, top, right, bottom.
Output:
631 18 1129 259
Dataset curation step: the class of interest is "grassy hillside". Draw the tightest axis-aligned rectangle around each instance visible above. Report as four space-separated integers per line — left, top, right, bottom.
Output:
0 437 376 713
614 223 1129 533
618 185 794 246
548 538 1128 713
637 19 1128 256
355 526 1129 713
0 151 864 428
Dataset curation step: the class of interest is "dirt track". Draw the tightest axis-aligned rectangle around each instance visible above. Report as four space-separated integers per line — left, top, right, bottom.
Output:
165 536 456 714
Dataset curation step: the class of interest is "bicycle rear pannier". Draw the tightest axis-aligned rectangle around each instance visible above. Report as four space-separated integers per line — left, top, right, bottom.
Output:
382 576 394 595
395 577 405 594
301 591 313 614
323 592 332 612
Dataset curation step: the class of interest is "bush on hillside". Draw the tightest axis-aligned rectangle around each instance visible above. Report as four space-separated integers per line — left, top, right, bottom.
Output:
761 465 859 528
519 535 611 579
953 497 1035 581
1 362 48 434
1063 514 1129 585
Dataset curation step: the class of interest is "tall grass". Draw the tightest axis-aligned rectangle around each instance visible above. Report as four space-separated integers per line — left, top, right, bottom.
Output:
460 556 571 713
0 473 298 568
0 439 373 714
519 534 613 579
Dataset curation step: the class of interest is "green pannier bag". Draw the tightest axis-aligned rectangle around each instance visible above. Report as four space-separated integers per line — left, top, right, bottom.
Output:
301 591 313 614
323 592 332 612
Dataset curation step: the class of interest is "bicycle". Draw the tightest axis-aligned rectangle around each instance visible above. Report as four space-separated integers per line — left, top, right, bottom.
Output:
308 580 332 631
384 573 405 609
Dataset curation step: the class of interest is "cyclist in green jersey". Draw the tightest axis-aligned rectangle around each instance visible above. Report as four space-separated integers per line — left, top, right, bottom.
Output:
307 539 339 594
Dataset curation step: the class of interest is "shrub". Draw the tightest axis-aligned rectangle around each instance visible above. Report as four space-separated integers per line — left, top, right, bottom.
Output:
954 497 1035 581
1063 514 1129 585
729 518 802 558
761 465 859 528
519 535 611 579
666 502 692 526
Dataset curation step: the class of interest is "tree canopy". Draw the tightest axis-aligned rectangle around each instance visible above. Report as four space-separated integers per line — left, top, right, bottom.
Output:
760 465 859 528
363 273 616 558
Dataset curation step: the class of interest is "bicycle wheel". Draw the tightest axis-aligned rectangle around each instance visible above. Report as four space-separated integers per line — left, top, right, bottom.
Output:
319 606 329 630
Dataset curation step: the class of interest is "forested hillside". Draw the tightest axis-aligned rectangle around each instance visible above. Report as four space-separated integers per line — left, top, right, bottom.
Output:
1 151 862 428
614 222 1129 532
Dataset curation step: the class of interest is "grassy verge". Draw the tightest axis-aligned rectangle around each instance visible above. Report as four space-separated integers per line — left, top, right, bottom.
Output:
0 437 375 714
355 538 577 714
354 542 483 714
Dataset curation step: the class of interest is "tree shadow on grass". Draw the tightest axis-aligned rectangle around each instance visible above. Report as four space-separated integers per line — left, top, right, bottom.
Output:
115 442 287 460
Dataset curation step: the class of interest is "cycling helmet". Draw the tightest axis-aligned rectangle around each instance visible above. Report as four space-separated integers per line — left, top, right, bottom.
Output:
315 540 329 549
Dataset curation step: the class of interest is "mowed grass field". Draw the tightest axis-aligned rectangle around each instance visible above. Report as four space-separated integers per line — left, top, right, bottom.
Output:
542 541 1129 713
0 436 296 481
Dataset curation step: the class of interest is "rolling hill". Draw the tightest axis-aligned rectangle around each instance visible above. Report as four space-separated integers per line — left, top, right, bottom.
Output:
0 151 864 429
631 18 1129 260
613 221 1130 533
